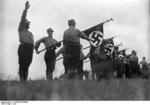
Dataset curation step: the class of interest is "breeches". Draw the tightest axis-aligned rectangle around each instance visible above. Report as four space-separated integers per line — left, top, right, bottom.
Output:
44 50 56 73
18 43 33 72
64 44 80 69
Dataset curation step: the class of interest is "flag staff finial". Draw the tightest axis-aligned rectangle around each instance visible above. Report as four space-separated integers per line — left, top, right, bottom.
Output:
102 18 113 24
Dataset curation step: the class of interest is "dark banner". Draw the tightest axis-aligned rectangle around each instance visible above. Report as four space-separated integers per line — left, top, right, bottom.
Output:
83 23 103 36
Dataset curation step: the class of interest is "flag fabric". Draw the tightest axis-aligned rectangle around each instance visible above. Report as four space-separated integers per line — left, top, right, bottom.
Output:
83 23 103 36
118 49 128 56
82 23 109 62
83 23 104 47
105 38 114 45
103 38 115 56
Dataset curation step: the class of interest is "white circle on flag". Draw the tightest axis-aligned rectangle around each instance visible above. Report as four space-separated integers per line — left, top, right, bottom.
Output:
89 31 103 47
118 54 124 61
104 44 114 56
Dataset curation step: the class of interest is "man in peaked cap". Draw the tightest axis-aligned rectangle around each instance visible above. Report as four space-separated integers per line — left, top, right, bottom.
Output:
18 1 34 81
35 28 61 80
128 50 141 78
63 19 89 79
139 57 149 78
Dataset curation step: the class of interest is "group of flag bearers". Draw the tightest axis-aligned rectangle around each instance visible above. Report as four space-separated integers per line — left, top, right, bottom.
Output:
17 1 149 81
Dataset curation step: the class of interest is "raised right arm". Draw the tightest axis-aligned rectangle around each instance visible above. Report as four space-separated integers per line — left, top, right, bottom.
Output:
18 1 30 31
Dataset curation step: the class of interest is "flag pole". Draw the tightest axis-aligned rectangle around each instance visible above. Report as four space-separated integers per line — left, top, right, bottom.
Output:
83 60 90 63
115 43 123 47
101 18 113 24
56 56 63 61
37 40 63 54
56 45 91 61
82 45 90 50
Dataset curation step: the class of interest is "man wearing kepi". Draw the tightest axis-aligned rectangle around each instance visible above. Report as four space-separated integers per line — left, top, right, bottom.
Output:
35 28 61 80
63 19 89 79
18 1 34 81
128 50 140 78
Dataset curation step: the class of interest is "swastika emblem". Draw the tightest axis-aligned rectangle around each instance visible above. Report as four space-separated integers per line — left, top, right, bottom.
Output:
118 54 124 61
104 44 114 56
89 31 103 47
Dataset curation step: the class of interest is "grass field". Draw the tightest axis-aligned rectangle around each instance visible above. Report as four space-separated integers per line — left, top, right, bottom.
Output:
0 79 150 100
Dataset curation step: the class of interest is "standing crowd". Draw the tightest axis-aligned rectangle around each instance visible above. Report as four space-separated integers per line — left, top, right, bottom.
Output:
17 1 149 81
18 1 90 81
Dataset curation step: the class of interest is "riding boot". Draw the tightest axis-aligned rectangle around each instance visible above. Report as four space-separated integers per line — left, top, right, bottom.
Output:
19 69 24 81
64 66 68 75
67 68 76 80
91 72 96 80
79 73 83 80
24 70 28 81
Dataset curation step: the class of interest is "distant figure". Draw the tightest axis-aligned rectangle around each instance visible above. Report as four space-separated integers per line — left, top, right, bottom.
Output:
35 28 61 80
140 57 148 70
56 47 68 75
18 1 34 81
128 50 140 78
139 57 148 78
63 19 89 79
77 44 89 80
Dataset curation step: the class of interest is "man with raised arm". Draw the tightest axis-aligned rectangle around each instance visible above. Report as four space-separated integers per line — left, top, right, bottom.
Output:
35 28 61 80
18 1 34 81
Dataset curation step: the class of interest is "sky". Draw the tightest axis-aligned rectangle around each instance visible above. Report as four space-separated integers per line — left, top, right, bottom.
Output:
0 0 149 80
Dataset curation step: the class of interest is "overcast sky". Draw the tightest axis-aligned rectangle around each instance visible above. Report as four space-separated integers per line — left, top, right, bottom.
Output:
0 0 149 80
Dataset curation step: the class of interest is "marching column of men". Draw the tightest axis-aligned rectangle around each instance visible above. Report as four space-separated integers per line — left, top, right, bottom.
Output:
17 1 149 81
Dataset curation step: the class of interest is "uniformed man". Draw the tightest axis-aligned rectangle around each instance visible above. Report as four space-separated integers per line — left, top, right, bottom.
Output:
35 28 61 80
139 57 148 78
56 44 89 79
128 50 140 78
63 19 89 79
140 57 148 70
116 51 127 78
18 1 34 81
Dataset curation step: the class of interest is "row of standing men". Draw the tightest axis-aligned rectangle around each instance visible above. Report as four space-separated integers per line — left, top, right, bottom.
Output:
18 1 89 81
113 48 149 79
18 1 149 81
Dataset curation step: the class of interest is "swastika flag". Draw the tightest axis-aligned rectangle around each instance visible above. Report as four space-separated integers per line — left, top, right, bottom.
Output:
83 23 103 36
83 23 104 47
